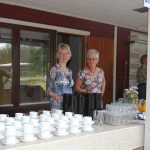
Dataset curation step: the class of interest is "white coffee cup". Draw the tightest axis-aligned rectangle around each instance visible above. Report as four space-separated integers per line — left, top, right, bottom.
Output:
29 111 38 119
5 117 14 126
15 113 24 121
30 119 39 127
74 114 83 121
0 114 8 122
45 117 54 125
39 114 47 122
23 124 33 134
57 128 67 135
61 116 69 122
13 120 22 129
5 126 16 136
57 119 67 128
83 116 92 124
52 113 60 120
39 122 50 131
5 136 16 144
22 116 30 124
65 112 74 118
83 124 93 131
42 110 51 116
0 122 5 131
51 109 63 115
70 118 80 127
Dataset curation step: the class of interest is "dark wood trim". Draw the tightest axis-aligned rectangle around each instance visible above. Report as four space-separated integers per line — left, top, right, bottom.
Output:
50 30 57 65
12 27 20 107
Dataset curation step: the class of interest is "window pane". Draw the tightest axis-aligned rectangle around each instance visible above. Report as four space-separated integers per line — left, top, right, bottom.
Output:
0 28 12 105
20 30 49 103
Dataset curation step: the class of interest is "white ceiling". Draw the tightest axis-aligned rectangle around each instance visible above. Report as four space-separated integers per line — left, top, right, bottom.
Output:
0 0 148 32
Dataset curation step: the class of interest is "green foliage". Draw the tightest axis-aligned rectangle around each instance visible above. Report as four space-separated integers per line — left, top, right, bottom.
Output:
0 44 11 64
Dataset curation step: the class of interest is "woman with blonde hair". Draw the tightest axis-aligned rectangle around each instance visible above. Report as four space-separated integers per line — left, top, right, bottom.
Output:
46 43 74 109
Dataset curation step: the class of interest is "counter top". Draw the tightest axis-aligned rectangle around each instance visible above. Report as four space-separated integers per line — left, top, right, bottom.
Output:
0 121 145 150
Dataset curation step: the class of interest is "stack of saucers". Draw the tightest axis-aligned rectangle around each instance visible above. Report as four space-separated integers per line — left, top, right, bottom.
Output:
69 118 81 134
54 119 69 136
82 116 94 132
20 124 37 142
37 122 53 139
1 125 19 145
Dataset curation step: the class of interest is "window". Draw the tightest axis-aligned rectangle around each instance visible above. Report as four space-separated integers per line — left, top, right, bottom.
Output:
20 30 50 103
0 28 12 105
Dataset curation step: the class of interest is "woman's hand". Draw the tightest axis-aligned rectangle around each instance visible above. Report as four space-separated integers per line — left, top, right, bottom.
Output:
86 89 92 94
49 92 61 103
53 95 61 103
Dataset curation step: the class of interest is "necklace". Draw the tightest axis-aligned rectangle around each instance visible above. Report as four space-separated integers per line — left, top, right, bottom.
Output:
58 63 68 74
88 67 97 73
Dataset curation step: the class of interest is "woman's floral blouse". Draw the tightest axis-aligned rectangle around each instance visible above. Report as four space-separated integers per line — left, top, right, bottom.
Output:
77 68 104 93
46 64 74 102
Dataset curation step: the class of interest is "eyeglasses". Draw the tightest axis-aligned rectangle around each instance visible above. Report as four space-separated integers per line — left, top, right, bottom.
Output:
59 52 70 56
87 58 98 61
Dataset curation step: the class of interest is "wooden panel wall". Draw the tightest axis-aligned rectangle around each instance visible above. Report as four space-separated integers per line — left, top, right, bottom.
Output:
116 27 130 99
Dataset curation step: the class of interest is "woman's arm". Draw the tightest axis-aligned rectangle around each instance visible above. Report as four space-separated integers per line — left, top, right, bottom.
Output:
46 67 61 103
74 78 87 93
101 76 106 96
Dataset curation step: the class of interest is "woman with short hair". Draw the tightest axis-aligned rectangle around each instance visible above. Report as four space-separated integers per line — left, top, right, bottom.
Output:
75 49 106 96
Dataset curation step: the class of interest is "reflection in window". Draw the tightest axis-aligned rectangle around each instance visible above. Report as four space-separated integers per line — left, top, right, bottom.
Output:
0 28 12 105
20 30 50 103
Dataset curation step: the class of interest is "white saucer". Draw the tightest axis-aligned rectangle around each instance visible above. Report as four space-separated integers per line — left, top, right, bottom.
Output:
20 136 37 142
37 134 53 139
70 129 81 134
1 138 19 145
0 133 4 139
83 127 94 132
82 121 95 125
54 131 69 136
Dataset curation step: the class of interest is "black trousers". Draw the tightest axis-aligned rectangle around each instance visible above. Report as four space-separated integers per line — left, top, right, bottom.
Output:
62 93 102 117
138 83 146 99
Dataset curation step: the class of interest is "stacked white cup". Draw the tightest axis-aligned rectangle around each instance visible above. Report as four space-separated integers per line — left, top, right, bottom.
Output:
82 116 94 131
5 117 14 126
15 113 24 121
55 119 69 136
45 116 55 132
0 114 6 137
69 118 81 134
4 126 19 145
0 114 8 122
42 110 51 117
21 124 36 142
65 112 74 119
74 114 83 123
38 122 52 139
21 116 30 124
29 111 38 119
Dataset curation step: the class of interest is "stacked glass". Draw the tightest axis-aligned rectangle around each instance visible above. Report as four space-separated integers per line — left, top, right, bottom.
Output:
104 103 138 125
